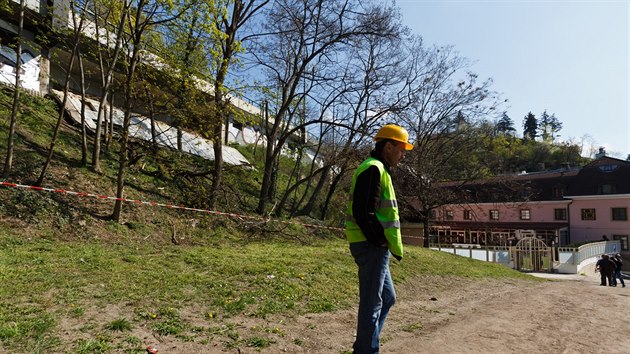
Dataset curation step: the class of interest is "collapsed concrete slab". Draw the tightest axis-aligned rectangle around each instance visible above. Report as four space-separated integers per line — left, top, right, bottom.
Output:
51 89 251 167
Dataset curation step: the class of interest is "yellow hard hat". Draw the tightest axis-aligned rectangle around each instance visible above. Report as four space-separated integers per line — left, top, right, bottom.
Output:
374 124 413 150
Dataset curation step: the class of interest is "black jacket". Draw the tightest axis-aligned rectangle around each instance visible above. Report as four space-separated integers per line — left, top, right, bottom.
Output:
352 151 390 247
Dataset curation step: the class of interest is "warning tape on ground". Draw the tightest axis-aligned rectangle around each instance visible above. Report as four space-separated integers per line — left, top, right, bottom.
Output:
0 181 344 232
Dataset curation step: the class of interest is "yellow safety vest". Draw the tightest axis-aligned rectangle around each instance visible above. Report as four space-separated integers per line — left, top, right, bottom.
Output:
345 157 403 259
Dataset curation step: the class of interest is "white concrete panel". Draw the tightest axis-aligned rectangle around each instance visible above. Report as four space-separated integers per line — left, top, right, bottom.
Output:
51 90 251 166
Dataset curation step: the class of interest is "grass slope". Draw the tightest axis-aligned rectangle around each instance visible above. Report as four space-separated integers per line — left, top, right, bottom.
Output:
0 88 536 353
0 231 534 353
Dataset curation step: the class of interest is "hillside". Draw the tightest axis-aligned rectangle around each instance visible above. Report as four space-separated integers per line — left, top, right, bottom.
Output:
0 87 342 240
0 89 540 353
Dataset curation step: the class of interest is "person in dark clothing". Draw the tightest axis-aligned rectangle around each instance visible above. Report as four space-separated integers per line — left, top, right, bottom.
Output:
595 254 615 286
611 254 625 288
346 124 413 354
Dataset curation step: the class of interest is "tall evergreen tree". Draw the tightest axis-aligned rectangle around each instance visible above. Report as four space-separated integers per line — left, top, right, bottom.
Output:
538 110 562 143
522 112 537 141
495 112 516 136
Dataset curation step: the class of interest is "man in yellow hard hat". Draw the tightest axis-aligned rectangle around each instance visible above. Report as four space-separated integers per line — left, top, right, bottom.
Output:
345 124 413 353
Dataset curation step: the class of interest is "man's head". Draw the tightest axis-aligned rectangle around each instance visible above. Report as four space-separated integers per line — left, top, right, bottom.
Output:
375 139 407 168
373 124 413 168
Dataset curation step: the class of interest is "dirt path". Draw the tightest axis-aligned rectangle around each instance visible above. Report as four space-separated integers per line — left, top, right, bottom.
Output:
227 273 630 354
84 273 629 353
384 274 630 354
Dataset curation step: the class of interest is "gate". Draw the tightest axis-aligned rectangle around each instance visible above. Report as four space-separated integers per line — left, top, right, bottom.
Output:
513 237 550 272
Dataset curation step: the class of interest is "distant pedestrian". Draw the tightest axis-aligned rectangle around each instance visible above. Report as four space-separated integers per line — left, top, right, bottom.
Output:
611 254 625 288
595 254 615 286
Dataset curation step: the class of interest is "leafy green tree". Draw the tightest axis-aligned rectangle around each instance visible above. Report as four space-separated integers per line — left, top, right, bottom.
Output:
144 0 267 210
549 142 586 169
522 112 537 141
206 0 270 209
111 0 187 222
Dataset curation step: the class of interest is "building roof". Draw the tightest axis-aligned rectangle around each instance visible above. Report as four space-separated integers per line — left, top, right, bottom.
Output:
436 156 630 203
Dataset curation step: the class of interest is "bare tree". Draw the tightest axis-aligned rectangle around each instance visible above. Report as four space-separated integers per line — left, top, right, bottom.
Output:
395 38 504 244
2 0 24 179
37 0 89 186
247 0 403 215
285 11 413 219
91 0 133 173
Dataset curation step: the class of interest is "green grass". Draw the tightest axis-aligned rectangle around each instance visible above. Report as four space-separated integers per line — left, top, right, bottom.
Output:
0 229 534 352
105 319 133 332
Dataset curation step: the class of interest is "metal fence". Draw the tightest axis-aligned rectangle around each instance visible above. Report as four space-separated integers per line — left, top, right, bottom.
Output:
429 240 622 274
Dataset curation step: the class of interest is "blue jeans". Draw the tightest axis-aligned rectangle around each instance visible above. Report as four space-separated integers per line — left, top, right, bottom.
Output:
350 241 396 354
614 270 625 287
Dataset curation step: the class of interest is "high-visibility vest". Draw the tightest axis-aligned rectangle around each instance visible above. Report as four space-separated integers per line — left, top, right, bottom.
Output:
345 157 403 258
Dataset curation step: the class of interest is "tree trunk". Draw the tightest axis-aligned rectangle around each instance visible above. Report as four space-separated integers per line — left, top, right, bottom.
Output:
112 2 143 222
106 93 114 150
320 167 347 220
2 0 24 179
422 211 431 248
274 165 326 218
78 47 88 166
36 0 87 185
208 119 223 209
297 164 330 217
92 1 129 173
256 101 279 214
36 44 78 186
143 81 158 149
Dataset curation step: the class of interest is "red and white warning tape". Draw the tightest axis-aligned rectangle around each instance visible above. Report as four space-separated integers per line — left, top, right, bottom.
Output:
0 181 344 232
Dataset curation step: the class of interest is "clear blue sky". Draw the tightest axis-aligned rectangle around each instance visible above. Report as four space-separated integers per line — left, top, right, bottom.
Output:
396 0 629 158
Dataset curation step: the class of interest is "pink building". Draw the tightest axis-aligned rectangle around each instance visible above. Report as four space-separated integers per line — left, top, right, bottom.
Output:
429 156 630 250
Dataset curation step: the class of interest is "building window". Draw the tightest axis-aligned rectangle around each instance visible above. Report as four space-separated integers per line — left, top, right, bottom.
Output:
429 210 436 220
599 184 616 194
612 207 628 221
613 235 629 250
552 186 564 198
581 208 596 221
598 164 618 172
520 209 531 220
489 210 499 220
232 121 244 130
445 210 454 220
463 210 472 220
554 208 567 221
